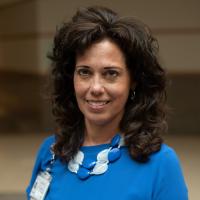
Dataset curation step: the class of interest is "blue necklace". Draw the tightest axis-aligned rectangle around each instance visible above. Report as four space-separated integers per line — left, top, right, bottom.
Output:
68 134 125 180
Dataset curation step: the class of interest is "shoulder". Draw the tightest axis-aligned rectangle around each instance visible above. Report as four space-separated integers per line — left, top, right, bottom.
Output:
37 135 55 155
150 143 179 163
40 135 56 151
150 143 187 187
26 135 56 197
149 143 186 180
36 135 56 169
150 144 188 199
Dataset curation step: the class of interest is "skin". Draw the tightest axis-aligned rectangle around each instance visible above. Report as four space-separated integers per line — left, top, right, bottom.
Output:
74 38 133 146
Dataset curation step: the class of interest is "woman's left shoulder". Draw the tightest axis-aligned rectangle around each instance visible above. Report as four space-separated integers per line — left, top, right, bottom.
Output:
150 145 188 199
150 143 179 162
150 143 185 177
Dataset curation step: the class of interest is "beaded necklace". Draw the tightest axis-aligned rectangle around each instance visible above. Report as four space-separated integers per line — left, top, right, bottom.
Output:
68 134 125 180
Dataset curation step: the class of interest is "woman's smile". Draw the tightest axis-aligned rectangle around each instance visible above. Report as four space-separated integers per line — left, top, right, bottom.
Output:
86 99 111 112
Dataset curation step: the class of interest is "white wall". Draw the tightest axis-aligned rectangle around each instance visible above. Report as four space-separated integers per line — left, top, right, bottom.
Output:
0 0 200 74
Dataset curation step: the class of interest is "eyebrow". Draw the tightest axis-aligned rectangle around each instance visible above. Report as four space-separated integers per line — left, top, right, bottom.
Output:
75 65 90 69
103 66 122 70
75 65 123 70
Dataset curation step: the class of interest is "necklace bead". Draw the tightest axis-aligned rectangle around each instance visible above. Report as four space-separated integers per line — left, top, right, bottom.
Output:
77 167 90 180
68 134 125 180
91 162 108 175
97 148 110 161
111 134 121 147
82 159 96 169
108 148 121 162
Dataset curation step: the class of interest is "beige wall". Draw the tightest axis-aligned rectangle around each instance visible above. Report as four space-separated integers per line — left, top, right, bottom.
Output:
0 0 39 73
0 0 200 74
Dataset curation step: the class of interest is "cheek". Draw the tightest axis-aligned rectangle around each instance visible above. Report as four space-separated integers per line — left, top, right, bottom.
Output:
74 78 87 98
74 85 82 99
110 84 130 102
74 77 81 99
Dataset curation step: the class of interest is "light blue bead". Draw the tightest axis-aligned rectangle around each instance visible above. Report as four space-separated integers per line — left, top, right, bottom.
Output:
111 134 121 147
77 167 90 180
82 159 96 169
108 148 121 162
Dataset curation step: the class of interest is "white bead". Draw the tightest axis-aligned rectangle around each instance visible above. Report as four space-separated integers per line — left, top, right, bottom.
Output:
119 137 125 146
97 149 110 162
91 162 108 175
68 160 79 173
73 151 84 164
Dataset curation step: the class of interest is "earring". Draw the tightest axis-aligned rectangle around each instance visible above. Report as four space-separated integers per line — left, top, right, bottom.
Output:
130 90 135 101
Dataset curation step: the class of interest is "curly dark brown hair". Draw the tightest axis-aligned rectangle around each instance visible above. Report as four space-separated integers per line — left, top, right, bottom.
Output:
48 6 168 163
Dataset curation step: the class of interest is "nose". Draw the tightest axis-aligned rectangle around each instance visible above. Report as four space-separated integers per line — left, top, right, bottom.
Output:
89 75 104 96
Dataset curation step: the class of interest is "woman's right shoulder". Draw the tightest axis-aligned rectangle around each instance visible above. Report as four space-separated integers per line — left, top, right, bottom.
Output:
26 135 56 197
36 135 56 159
40 135 56 148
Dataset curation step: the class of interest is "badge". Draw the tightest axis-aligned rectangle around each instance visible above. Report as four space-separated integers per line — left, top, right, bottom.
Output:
30 171 52 200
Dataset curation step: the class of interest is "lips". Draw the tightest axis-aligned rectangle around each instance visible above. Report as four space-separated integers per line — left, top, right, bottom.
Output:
86 100 110 111
86 100 110 106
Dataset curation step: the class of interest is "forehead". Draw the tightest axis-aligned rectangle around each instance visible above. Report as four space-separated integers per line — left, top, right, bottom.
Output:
76 38 126 69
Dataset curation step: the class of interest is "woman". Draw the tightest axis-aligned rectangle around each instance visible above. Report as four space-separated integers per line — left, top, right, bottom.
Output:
27 6 188 200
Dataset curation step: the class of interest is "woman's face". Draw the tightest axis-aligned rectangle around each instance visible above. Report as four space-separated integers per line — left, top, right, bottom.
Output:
74 38 132 126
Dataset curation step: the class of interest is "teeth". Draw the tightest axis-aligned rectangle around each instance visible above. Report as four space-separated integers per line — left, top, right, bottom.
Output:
87 100 109 106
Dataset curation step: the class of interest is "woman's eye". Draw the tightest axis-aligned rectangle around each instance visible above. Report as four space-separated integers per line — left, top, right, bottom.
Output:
104 70 119 78
77 69 91 77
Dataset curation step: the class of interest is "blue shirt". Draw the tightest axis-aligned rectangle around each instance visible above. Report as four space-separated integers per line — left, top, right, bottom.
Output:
26 135 188 200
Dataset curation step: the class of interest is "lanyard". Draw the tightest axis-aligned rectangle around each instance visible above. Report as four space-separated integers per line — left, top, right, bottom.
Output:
46 147 56 173
30 145 56 200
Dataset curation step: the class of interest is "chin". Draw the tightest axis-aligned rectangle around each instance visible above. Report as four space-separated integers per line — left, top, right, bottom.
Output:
86 117 110 126
84 112 122 126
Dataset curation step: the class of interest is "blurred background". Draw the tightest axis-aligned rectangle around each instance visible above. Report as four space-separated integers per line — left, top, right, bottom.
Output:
0 0 199 199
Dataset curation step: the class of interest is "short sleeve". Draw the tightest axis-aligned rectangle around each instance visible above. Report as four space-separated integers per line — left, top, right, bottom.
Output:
153 146 188 200
26 135 55 199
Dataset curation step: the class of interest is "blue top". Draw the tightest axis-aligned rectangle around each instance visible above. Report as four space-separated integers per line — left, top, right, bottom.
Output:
26 135 188 200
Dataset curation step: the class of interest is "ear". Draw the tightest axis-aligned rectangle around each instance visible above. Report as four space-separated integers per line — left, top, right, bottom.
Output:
130 81 137 91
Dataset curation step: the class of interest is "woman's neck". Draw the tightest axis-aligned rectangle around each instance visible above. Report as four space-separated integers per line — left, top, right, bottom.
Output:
83 119 121 146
